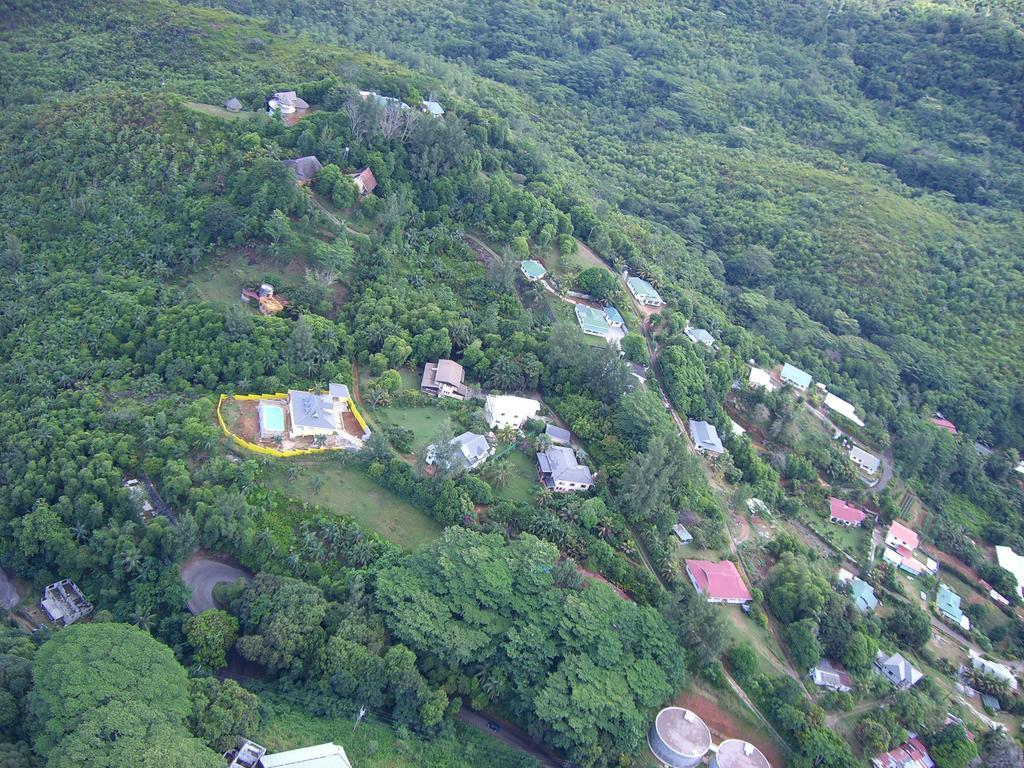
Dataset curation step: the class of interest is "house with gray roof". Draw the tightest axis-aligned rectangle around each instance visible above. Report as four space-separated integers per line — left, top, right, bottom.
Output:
545 424 572 445
451 432 493 471
876 651 923 690
224 97 242 112
284 155 322 184
537 446 593 492
420 359 468 400
520 260 546 282
288 389 337 437
689 420 725 455
686 327 715 347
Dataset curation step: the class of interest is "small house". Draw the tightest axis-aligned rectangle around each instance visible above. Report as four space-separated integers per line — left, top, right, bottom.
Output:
685 327 715 347
575 304 613 339
969 650 1018 692
685 559 752 604
780 362 812 390
824 392 865 427
748 366 776 391
41 580 93 626
810 659 853 692
262 743 353 768
224 97 242 112
537 446 594 492
544 424 572 445
520 260 546 282
626 275 664 306
936 584 970 631
421 100 445 117
689 419 725 456
885 522 919 552
850 577 878 613
284 155 323 185
428 432 493 472
930 416 957 435
672 523 693 544
420 359 468 400
350 167 377 196
829 497 867 527
602 305 626 329
871 737 934 768
875 651 923 690
849 446 881 475
484 394 541 430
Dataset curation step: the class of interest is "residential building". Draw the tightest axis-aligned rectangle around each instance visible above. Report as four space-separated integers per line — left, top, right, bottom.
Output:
672 524 693 544
537 446 593 492
969 650 1019 691
350 166 377 196
261 743 353 768
685 327 715 347
810 659 853 692
995 545 1024 599
421 99 445 117
748 366 776 391
936 584 970 631
871 737 934 768
824 392 865 427
849 446 881 474
359 90 410 110
626 275 664 306
883 546 937 577
420 359 468 400
850 577 878 613
886 522 920 552
603 305 626 328
284 155 322 184
484 395 541 430
285 385 366 443
689 420 725 456
575 304 613 339
544 424 572 445
876 651 923 689
520 259 546 281
930 416 957 435
225 739 266 768
224 97 242 112
829 497 867 527
41 580 93 626
685 559 752 604
629 363 648 384
729 418 746 437
780 363 812 390
268 90 309 115
428 432 493 472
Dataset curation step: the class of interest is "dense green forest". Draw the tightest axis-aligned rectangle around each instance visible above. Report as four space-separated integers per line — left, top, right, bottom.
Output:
184 0 1024 448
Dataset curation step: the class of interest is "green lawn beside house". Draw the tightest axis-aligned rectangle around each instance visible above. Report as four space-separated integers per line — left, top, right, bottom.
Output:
372 405 455 459
492 448 540 504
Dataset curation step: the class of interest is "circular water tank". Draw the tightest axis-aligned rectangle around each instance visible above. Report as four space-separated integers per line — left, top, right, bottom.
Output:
712 739 771 768
648 707 712 768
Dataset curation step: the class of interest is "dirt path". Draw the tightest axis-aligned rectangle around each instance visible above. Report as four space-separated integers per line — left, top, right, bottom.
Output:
310 192 369 238
180 552 252 614
457 710 562 768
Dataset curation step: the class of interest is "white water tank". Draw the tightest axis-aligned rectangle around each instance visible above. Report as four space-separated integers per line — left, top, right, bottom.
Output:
711 739 771 768
647 707 712 768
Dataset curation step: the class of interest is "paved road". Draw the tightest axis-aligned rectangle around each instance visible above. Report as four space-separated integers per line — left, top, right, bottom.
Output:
0 569 19 610
180 554 252 614
457 710 562 768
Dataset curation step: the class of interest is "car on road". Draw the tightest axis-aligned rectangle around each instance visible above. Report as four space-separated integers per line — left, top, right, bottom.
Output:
487 720 501 733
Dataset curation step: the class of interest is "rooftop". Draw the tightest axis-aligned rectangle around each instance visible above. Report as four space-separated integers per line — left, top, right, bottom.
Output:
603 305 625 326
422 99 444 116
520 259 546 279
780 362 812 389
689 419 724 454
936 584 964 621
288 390 337 430
887 521 920 550
686 327 715 346
829 497 866 525
685 559 752 602
653 707 711 760
931 416 957 434
851 577 878 612
537 446 593 486
626 275 662 300
259 742 353 768
873 737 933 768
824 392 865 427
544 423 572 444
575 303 612 336
748 366 775 390
850 446 881 473
284 155 322 181
715 739 771 768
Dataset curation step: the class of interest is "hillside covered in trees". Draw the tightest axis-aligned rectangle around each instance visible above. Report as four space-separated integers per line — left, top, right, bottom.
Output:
183 0 1024 446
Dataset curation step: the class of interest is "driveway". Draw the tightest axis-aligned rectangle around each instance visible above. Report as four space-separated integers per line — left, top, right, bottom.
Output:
0 569 19 610
180 553 252 614
456 709 561 768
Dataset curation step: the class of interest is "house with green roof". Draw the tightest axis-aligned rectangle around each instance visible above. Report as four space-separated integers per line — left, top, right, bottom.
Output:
575 304 612 339
626 275 664 306
850 577 878 613
520 260 546 282
936 583 970 630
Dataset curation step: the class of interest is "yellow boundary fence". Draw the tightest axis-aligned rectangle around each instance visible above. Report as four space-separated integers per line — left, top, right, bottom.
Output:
216 391 370 458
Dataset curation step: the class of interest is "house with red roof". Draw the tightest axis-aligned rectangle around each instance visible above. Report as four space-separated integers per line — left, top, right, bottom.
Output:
930 416 957 435
685 559 752 604
885 522 919 552
829 497 867 527
871 736 934 768
350 167 378 196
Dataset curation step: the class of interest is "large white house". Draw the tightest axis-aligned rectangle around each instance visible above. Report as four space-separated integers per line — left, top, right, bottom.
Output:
824 392 865 427
484 395 541 430
995 545 1024 599
850 446 881 475
748 366 776 391
626 275 664 306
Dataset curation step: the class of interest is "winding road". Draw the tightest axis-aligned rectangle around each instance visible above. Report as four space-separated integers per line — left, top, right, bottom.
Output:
180 553 252 614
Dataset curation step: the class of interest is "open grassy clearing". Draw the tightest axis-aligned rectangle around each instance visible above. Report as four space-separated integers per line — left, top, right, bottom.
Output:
255 693 529 768
262 459 441 550
371 405 454 458
723 607 795 680
185 100 258 120
491 448 540 504
191 250 298 306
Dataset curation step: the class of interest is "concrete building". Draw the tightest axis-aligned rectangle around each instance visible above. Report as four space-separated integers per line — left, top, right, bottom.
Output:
537 446 593 492
685 327 715 347
712 739 771 768
520 260 546 281
876 651 923 690
647 707 711 768
626 275 665 306
780 363 812 390
420 359 468 400
685 559 752 604
40 580 92 626
824 392 865 427
829 497 866 527
810 659 853 692
485 394 541 430
689 420 725 456
748 367 776 391
850 446 881 475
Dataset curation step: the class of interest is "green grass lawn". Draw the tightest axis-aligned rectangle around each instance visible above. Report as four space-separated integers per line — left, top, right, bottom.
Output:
262 459 441 550
185 100 258 120
372 405 454 458
255 693 534 768
191 251 293 306
492 448 539 504
724 607 795 680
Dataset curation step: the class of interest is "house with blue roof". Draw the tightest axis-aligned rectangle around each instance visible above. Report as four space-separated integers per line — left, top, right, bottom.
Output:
602 305 625 328
936 583 970 630
520 260 546 281
780 363 813 390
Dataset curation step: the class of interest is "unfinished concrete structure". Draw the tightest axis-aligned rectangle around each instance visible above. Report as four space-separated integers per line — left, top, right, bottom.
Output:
40 580 93 625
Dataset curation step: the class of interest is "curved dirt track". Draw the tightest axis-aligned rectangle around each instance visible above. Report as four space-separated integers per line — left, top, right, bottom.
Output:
181 553 252 614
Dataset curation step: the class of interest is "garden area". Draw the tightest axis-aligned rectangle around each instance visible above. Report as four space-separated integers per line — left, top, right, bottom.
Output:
372 404 455 460
488 448 540 504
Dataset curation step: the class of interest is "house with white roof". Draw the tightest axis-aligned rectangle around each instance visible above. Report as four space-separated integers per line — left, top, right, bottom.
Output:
626 275 664 306
780 363 812 390
484 395 541 430
520 260 546 281
969 649 1019 691
421 99 445 117
850 446 881 475
824 392 865 427
685 327 715 347
995 545 1024 599
689 420 725 456
748 366 776 391
227 739 353 768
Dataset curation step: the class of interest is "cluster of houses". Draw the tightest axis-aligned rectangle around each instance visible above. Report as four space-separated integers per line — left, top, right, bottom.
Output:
420 360 595 492
359 90 445 118
282 153 378 197
882 521 938 577
256 384 369 449
225 738 352 768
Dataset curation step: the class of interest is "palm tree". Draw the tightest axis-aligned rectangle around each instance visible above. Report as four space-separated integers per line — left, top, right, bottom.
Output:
484 460 512 489
118 549 143 577
130 606 156 631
